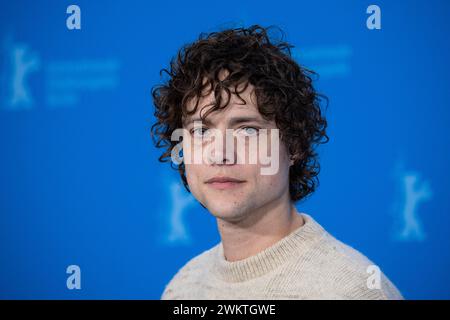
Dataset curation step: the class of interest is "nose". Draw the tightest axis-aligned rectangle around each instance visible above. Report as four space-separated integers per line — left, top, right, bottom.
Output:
205 128 236 165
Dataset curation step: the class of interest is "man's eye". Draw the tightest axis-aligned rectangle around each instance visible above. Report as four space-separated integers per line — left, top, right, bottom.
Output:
237 126 259 136
191 127 209 137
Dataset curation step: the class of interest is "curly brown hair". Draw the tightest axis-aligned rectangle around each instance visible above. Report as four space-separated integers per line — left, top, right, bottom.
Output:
150 24 329 203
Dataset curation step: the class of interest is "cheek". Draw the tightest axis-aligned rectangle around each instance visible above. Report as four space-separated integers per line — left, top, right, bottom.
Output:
184 164 196 186
279 142 293 173
254 152 291 190
261 169 287 189
184 163 205 190
277 137 291 161
248 164 281 191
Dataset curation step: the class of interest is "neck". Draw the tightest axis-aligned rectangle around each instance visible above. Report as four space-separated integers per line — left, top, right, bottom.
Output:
216 192 305 262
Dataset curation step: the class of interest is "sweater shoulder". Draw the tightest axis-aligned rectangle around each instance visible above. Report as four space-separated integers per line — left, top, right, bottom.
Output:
160 243 219 300
297 231 404 300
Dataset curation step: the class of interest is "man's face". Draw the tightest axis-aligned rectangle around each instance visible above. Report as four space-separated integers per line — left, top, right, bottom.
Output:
181 82 293 223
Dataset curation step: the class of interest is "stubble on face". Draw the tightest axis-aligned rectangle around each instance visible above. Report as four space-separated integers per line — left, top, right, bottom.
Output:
182 80 292 225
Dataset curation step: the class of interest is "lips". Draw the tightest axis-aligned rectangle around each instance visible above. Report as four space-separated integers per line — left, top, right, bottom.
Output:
205 176 244 184
205 176 245 190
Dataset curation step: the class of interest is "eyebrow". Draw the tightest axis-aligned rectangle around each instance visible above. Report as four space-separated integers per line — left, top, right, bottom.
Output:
183 116 268 127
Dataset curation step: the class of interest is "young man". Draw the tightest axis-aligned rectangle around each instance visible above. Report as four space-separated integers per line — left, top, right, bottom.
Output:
151 25 403 299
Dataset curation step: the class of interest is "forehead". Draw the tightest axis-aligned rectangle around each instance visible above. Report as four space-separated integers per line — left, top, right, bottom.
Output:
183 82 263 124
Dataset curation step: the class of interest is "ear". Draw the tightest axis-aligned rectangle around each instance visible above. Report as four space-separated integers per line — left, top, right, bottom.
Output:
289 153 300 166
289 155 295 166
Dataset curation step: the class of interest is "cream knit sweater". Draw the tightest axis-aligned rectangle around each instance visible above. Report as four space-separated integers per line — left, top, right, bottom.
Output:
161 214 404 300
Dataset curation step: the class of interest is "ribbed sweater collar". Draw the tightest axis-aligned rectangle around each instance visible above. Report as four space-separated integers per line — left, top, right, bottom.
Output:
212 213 325 283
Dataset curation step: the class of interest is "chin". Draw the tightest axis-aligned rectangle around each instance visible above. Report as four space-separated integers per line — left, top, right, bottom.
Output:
207 205 235 217
206 202 249 222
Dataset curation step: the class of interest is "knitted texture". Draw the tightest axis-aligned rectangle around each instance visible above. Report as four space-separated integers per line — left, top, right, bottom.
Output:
161 214 404 300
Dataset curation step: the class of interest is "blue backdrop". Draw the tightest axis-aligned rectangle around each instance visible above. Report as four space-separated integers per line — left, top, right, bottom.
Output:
1 0 449 299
